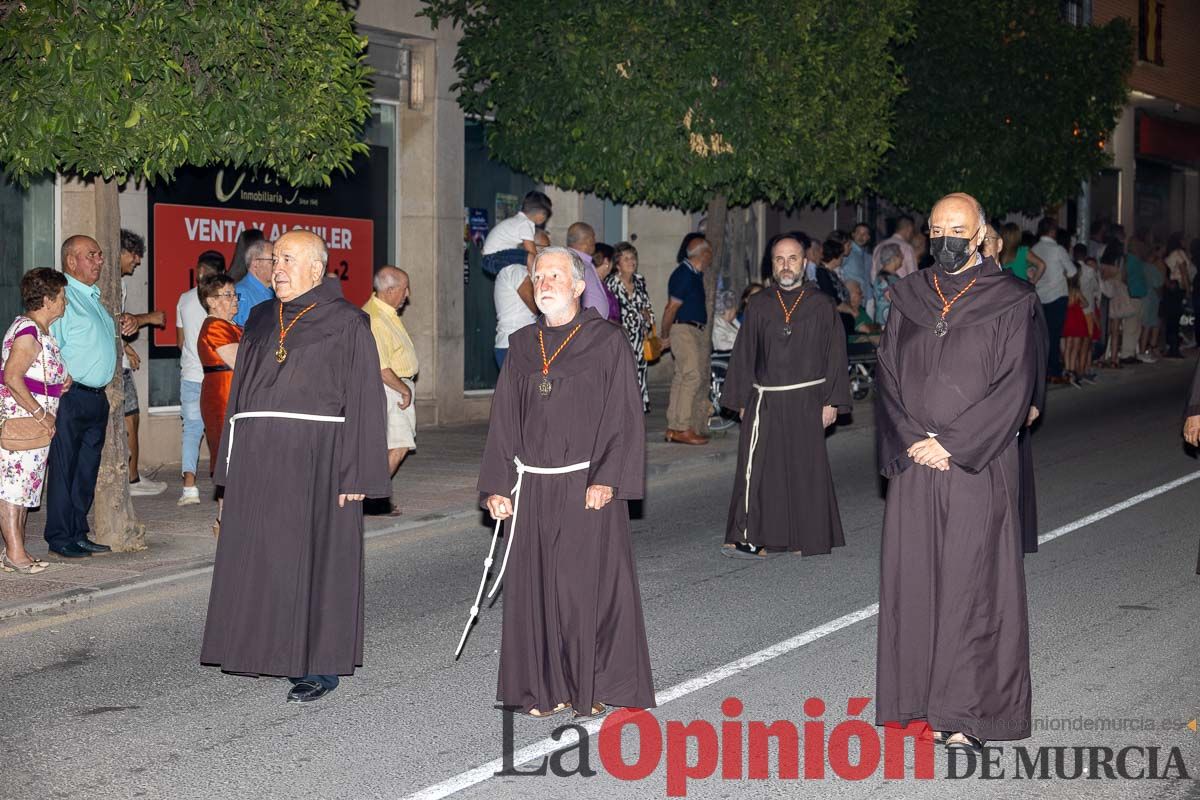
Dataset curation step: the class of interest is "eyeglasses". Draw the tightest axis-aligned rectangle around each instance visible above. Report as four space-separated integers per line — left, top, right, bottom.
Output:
215 292 237 298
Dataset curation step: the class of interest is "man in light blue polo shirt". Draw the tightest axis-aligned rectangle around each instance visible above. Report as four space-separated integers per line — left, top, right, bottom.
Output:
231 238 274 327
46 235 118 559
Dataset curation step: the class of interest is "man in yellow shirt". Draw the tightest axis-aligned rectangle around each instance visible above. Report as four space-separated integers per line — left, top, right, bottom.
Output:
363 266 418 515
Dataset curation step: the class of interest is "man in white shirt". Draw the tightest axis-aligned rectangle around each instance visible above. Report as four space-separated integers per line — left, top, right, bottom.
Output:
175 250 225 505
481 190 552 276
1086 220 1108 261
493 230 548 367
1031 217 1077 381
871 215 918 280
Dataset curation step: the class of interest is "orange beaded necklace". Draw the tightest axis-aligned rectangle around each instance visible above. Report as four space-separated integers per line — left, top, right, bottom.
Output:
536 324 582 397
276 300 318 363
930 273 978 337
775 288 806 337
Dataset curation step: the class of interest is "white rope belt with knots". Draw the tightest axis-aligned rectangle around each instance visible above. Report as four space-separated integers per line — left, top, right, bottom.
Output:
225 411 347 468
455 456 591 657
742 378 826 540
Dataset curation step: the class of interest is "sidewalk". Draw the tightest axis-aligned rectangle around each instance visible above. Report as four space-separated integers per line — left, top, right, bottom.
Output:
0 385 749 620
2 356 1188 621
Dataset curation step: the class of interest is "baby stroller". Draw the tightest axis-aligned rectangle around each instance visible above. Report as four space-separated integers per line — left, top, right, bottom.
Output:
847 338 877 402
708 349 738 431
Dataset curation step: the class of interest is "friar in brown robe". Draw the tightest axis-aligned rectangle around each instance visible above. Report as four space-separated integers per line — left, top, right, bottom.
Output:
470 246 655 719
201 231 389 704
874 194 1037 748
1018 300 1049 555
1182 360 1200 573
719 233 850 557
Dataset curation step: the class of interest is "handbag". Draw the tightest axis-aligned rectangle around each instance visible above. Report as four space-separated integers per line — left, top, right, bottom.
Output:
1108 282 1137 320
0 328 55 451
642 325 663 363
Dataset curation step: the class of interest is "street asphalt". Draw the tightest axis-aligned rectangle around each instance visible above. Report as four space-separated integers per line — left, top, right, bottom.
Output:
3 359 1200 800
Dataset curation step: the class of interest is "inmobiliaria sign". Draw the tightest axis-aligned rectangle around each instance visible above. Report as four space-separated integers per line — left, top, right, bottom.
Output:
495 698 1192 796
146 149 388 352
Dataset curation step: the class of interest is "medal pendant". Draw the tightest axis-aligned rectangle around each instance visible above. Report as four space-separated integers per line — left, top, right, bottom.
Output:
537 377 552 398
933 319 949 338
275 344 288 363
781 324 792 338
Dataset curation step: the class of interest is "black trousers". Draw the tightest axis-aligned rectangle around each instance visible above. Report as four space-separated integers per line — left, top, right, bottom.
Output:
1163 287 1185 356
1193 286 1200 346
45 387 108 549
1042 297 1068 378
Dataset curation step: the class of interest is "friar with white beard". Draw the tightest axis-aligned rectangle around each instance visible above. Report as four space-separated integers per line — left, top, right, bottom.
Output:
459 246 655 720
719 233 850 558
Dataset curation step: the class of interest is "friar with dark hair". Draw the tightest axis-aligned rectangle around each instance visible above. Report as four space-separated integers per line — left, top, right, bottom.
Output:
719 232 850 558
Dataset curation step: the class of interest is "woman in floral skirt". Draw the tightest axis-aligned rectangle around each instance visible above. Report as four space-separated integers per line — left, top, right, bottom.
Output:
0 269 69 573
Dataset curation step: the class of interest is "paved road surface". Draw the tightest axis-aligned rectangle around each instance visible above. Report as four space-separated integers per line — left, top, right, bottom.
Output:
3 361 1200 800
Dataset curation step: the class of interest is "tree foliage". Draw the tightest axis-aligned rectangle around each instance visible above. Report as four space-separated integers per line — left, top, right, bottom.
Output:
878 0 1132 216
422 0 914 211
0 0 373 187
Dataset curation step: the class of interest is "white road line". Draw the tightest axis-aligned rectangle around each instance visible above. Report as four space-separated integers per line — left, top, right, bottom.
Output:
1036 469 1200 546
404 469 1200 800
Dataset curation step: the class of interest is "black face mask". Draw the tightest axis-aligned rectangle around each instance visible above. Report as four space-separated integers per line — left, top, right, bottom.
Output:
929 231 979 270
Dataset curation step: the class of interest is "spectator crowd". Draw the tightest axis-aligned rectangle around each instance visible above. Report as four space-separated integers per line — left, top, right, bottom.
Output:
1 205 1197 575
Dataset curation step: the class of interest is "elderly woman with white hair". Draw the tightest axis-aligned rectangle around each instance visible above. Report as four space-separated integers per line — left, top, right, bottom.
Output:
711 289 740 352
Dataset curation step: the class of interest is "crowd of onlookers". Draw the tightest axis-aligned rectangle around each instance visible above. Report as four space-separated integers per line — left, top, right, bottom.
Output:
1 203 1194 575
486 194 1200 446
0 228 420 575
983 218 1199 385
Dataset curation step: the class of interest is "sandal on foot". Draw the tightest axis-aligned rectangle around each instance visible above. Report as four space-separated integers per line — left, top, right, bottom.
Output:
212 518 221 538
3 555 47 574
931 730 950 745
527 703 570 718
722 542 768 560
946 732 985 753
572 702 609 720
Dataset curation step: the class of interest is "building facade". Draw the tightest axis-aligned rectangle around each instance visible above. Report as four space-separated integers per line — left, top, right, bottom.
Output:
0 1 699 468
1091 0 1200 241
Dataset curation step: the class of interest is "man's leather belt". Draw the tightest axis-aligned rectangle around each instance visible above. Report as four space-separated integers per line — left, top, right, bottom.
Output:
73 383 106 394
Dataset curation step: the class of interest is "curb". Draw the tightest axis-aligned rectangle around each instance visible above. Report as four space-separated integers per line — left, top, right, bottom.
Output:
0 444 741 624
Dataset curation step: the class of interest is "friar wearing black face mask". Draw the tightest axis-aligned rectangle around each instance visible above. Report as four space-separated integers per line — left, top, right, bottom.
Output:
873 192 1040 753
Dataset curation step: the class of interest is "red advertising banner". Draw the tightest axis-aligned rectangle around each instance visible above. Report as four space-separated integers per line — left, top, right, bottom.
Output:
151 204 374 347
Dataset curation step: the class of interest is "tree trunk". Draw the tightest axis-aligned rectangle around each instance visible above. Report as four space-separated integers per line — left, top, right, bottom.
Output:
703 194 728 349
91 177 146 551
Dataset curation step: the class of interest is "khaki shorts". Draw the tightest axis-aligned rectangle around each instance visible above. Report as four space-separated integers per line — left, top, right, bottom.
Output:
385 380 416 450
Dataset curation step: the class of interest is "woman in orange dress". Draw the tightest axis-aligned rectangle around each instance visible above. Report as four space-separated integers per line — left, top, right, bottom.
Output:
196 274 242 477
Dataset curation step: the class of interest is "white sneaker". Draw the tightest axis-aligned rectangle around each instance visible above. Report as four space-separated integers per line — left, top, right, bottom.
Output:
1137 352 1157 364
177 487 201 506
129 476 168 496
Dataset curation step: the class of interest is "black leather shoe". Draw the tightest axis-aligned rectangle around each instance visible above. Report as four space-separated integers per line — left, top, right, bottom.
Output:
287 680 333 703
49 543 91 558
75 538 111 554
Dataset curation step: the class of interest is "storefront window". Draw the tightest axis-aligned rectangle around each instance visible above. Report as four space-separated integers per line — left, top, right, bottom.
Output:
0 176 56 326
463 119 536 391
147 102 396 408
